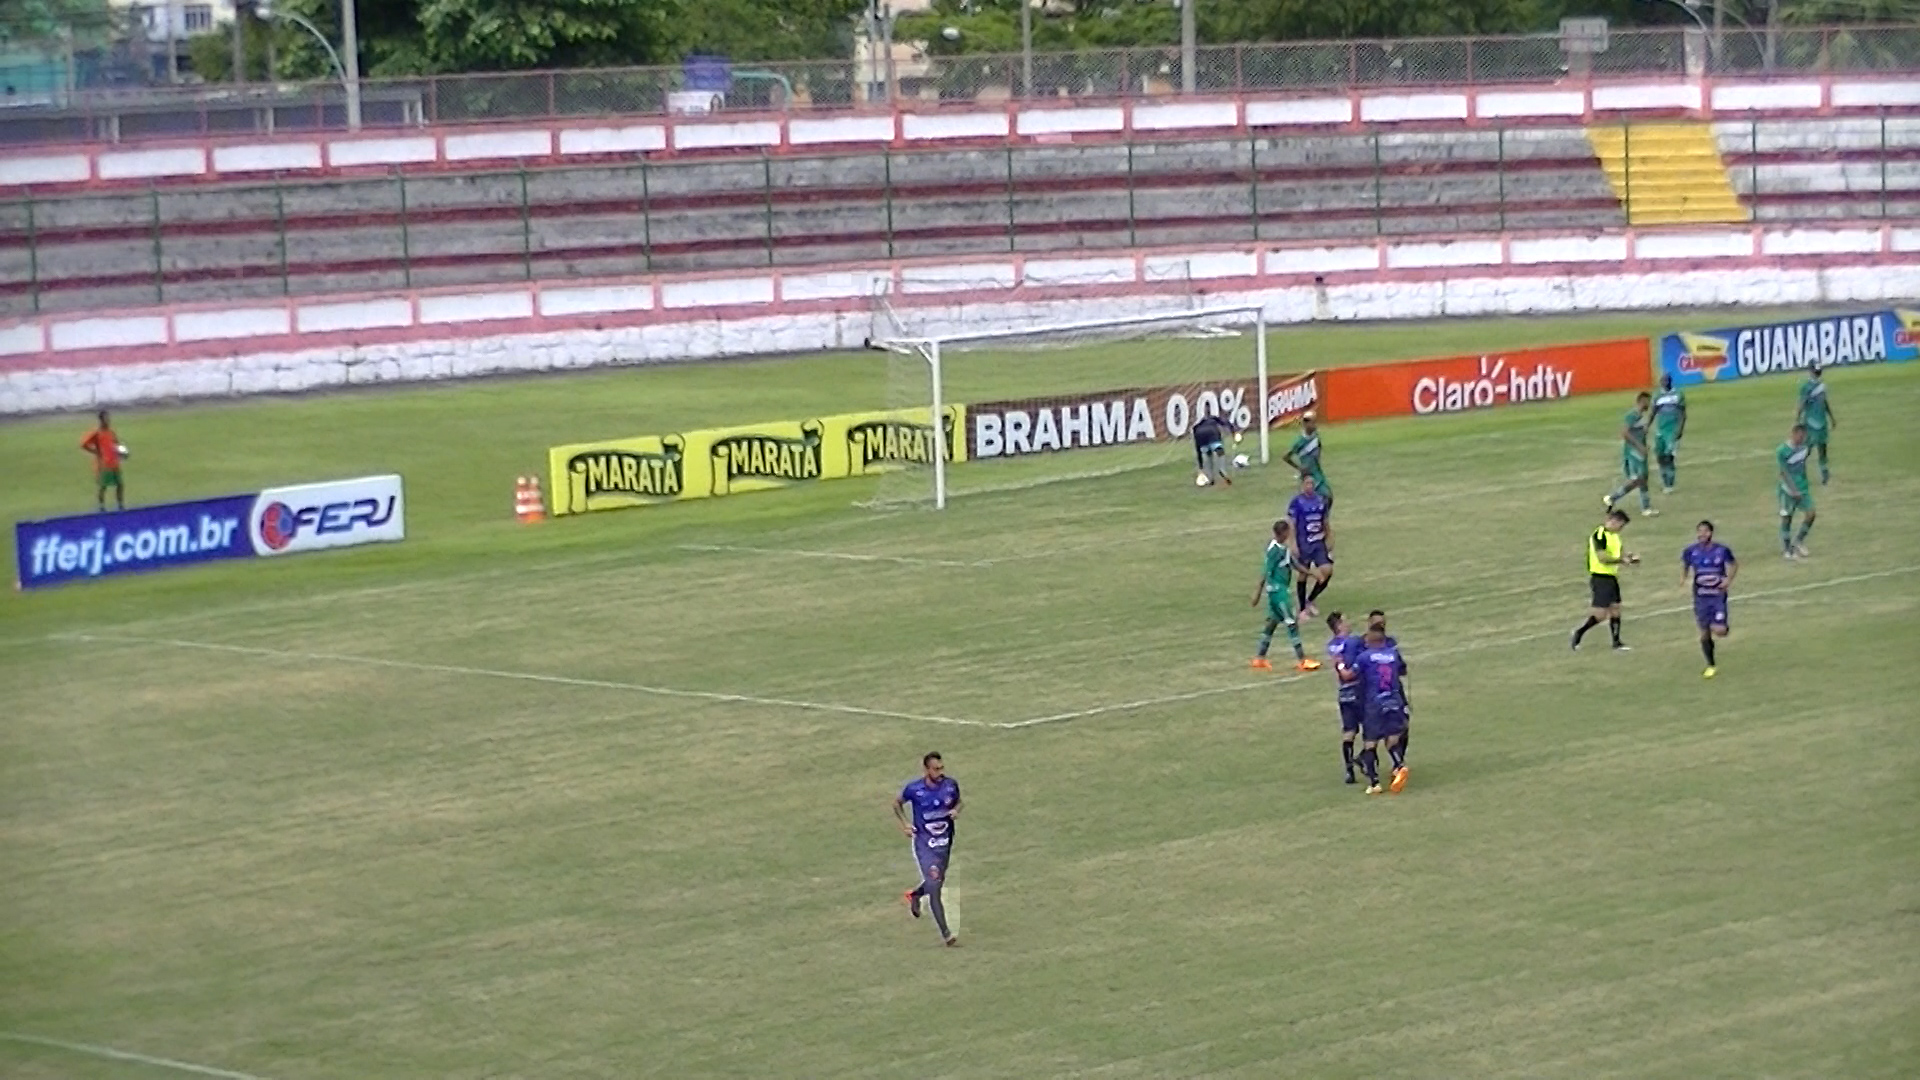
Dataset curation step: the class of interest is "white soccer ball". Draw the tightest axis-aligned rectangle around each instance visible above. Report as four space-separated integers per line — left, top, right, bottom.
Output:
1232 453 1249 469
116 443 131 459
1195 472 1211 487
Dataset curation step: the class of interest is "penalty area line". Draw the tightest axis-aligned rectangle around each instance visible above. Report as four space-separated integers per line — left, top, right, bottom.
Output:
676 543 984 569
1001 564 1920 729
60 634 989 729
0 1032 269 1080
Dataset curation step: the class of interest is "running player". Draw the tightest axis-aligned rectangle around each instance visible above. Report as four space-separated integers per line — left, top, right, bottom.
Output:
1326 612 1364 784
1796 363 1836 485
1651 374 1688 493
1605 392 1656 517
1282 411 1331 504
1681 520 1737 679
893 752 962 947
1192 411 1241 487
79 410 126 512
1572 509 1638 651
1250 519 1321 673
1287 473 1334 617
1778 423 1816 558
1352 611 1410 795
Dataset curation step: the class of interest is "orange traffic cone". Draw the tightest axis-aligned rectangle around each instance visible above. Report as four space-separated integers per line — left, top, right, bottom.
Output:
515 475 546 524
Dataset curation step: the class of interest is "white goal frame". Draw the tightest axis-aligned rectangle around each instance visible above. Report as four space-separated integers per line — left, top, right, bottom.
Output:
876 304 1270 509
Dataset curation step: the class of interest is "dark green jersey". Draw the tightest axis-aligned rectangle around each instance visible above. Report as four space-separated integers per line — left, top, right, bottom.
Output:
1651 389 1686 436
1777 441 1811 495
1288 432 1323 476
1263 539 1294 593
1798 378 1831 427
1622 408 1650 454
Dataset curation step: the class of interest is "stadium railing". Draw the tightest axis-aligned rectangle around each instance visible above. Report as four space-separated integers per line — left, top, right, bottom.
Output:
3 24 1920 147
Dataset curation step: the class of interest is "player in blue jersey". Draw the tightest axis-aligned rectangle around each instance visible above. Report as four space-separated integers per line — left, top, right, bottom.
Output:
1326 612 1365 784
1288 473 1335 617
1192 412 1243 487
1352 611 1410 796
893 752 963 947
1681 520 1737 679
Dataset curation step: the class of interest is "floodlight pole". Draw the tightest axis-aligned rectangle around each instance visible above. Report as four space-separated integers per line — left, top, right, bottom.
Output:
1255 308 1269 465
1020 0 1033 99
1179 0 1196 94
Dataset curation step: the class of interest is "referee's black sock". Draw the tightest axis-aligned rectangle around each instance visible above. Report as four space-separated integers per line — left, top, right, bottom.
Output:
1572 616 1599 644
1296 579 1309 610
1701 634 1716 665
1608 616 1622 646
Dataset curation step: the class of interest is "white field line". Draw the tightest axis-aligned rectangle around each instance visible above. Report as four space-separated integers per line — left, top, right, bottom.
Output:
58 634 989 729
998 564 1920 728
0 1032 269 1080
676 543 986 569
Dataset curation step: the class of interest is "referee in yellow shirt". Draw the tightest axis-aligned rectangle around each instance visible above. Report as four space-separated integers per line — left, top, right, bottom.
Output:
1572 509 1639 651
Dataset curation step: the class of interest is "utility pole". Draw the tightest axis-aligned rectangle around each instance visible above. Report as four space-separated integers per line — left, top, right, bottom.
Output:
1179 0 1196 94
341 0 362 130
166 0 179 83
232 1 247 85
1020 0 1032 99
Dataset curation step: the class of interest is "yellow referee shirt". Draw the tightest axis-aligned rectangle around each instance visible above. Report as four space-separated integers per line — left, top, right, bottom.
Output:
1588 526 1621 576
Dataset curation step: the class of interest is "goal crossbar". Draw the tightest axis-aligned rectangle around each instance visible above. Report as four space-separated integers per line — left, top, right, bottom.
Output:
876 304 1271 509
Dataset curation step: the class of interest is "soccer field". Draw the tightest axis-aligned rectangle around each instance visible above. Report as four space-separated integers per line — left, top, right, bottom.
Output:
2 309 1917 1079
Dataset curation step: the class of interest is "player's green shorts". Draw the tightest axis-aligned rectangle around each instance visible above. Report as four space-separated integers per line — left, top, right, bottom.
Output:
1653 433 1680 460
1622 450 1648 479
97 468 122 488
1265 591 1297 626
1779 486 1814 515
1803 423 1828 448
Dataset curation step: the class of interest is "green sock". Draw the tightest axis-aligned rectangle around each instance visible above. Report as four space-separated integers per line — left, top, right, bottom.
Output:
1285 621 1303 659
1780 518 1793 551
1796 519 1813 544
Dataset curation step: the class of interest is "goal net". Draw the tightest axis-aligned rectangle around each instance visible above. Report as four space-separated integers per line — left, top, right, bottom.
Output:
868 305 1285 510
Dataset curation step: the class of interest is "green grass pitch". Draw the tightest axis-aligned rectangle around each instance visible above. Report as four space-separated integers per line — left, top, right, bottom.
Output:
2 308 1916 1079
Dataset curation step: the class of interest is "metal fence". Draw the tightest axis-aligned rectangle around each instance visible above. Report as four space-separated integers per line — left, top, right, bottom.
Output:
4 116 1916 317
4 24 1920 146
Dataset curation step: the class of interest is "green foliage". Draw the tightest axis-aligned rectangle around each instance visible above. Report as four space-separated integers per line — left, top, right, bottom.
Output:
184 19 276 83
1203 0 1542 43
0 0 119 48
415 0 677 71
676 0 866 62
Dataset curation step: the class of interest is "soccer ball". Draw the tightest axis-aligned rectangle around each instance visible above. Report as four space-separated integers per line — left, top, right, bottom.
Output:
1232 453 1250 469
1195 472 1211 487
116 443 131 459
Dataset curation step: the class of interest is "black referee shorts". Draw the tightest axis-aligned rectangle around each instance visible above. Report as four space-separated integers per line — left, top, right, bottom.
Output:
1589 573 1622 609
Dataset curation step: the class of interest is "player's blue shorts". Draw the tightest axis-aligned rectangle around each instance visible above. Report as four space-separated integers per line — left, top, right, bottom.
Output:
1693 593 1729 631
1298 541 1332 568
914 825 953 880
1363 705 1408 742
1338 699 1363 734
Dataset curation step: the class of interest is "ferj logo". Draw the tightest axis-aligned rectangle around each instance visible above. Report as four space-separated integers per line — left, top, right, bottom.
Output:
1676 332 1732 381
1897 309 1920 349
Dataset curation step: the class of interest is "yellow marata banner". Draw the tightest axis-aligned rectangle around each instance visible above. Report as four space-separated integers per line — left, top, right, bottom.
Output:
547 406 967 516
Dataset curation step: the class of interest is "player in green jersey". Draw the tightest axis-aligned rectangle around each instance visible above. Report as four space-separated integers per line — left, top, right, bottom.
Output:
1282 412 1331 504
1651 374 1688 493
1605 391 1657 517
1795 363 1836 485
1250 520 1321 673
1777 424 1816 558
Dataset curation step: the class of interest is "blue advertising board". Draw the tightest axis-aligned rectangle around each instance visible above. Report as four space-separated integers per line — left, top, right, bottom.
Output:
15 494 259 589
14 474 407 590
1658 308 1919 387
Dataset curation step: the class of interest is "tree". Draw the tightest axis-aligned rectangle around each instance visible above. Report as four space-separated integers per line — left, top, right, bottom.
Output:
0 0 120 49
414 0 678 71
675 0 866 62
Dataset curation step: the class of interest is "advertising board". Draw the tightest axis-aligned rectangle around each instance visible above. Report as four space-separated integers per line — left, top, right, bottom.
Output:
15 475 407 590
1658 309 1919 386
965 378 1305 461
1318 339 1651 422
547 407 965 516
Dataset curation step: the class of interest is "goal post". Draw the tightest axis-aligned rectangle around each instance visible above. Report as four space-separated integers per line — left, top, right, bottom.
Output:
872 304 1272 510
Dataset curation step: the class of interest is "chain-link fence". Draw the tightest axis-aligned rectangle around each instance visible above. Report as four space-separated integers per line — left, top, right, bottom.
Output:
5 115 1916 317
3 25 1920 146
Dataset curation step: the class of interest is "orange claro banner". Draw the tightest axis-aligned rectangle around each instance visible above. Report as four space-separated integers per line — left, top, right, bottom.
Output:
1317 339 1653 422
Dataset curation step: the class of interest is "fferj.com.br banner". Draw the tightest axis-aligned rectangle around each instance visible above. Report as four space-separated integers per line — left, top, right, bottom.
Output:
14 474 405 590
1659 309 1919 386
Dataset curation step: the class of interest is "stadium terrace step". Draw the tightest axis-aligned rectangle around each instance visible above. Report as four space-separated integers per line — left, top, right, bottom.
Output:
1587 122 1749 227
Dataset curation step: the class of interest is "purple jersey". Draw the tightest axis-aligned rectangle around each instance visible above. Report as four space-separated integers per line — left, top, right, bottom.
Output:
1328 633 1362 703
1288 492 1330 548
900 775 961 832
1682 541 1735 596
1355 639 1408 713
